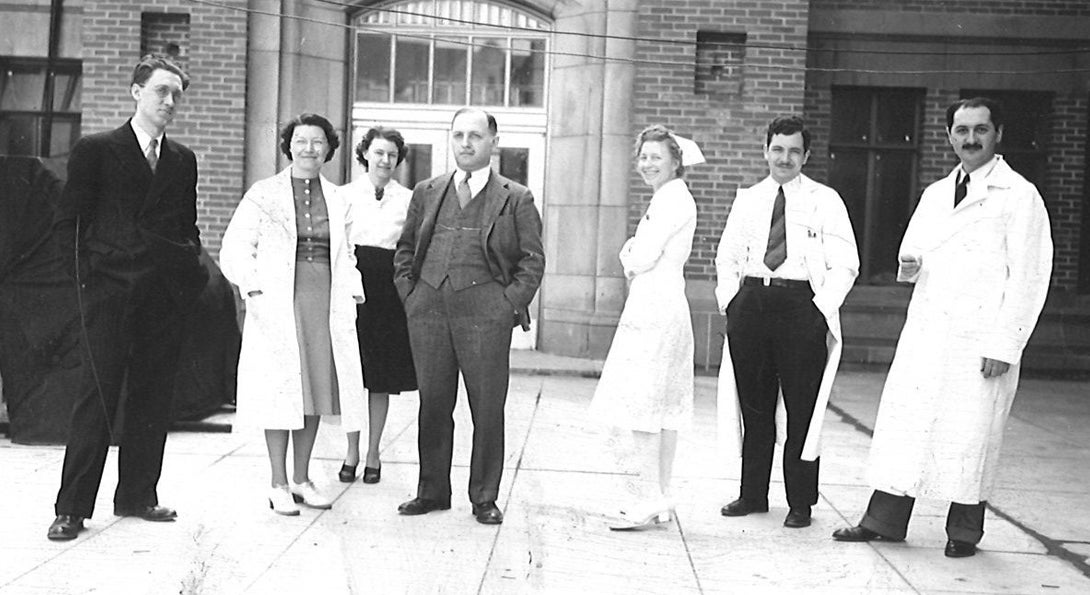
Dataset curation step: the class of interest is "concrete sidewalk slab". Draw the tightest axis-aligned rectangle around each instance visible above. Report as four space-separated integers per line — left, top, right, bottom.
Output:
2 353 1088 594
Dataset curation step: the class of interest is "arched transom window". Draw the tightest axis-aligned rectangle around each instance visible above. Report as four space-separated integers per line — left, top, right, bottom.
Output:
353 0 550 108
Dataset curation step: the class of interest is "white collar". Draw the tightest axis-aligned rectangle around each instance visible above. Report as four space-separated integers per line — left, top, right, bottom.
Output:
130 121 164 156
455 165 491 197
957 155 999 182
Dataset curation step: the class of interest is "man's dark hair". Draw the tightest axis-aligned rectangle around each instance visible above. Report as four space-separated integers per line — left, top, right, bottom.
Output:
279 113 340 163
765 116 811 153
355 126 407 170
946 97 1005 131
452 107 498 135
131 54 190 91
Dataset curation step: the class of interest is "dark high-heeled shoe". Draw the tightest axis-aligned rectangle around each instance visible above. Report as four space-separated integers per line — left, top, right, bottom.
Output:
362 466 381 484
338 463 357 483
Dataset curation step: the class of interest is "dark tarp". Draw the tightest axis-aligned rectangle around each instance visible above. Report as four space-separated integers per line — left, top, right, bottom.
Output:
0 156 239 444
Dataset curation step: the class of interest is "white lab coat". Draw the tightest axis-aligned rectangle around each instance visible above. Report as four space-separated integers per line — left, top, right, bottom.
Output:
866 157 1053 503
220 168 367 431
714 174 859 461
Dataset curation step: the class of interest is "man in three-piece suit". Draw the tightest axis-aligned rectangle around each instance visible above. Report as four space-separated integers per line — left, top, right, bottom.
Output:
393 107 544 525
47 55 208 541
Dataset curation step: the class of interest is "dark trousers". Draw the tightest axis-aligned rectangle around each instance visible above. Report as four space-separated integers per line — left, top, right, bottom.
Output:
861 490 986 544
726 283 827 509
55 274 184 517
405 279 513 505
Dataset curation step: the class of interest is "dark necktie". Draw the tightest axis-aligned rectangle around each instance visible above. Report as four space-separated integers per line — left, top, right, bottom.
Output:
145 138 159 172
763 185 787 271
954 172 970 207
375 186 384 201
457 172 472 208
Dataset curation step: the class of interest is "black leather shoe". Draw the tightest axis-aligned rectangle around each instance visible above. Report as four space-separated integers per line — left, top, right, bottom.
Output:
338 463 357 483
784 507 812 528
113 504 177 522
397 497 451 516
472 502 503 525
362 466 381 484
720 498 769 517
832 524 904 542
47 515 85 541
944 539 977 558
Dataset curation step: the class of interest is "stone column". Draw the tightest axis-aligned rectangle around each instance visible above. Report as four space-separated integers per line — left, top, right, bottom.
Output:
244 0 349 188
537 0 637 358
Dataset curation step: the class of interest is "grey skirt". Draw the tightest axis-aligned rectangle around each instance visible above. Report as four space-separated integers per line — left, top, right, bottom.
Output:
294 259 340 415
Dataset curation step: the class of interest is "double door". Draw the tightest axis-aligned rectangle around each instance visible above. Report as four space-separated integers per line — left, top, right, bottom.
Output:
349 106 546 348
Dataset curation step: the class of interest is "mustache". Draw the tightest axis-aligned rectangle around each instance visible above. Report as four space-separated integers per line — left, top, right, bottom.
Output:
961 143 983 150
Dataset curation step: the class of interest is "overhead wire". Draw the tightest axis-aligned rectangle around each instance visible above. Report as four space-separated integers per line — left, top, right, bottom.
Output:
313 0 1090 58
184 0 1090 75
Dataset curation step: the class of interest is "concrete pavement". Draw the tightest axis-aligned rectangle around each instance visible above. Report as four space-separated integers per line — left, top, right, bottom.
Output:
2 351 1088 594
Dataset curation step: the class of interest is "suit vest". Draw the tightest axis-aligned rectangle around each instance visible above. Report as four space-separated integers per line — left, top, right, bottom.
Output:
418 179 494 290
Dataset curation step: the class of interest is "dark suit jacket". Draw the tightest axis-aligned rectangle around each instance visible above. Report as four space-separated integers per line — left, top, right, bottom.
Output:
393 170 544 330
53 121 207 307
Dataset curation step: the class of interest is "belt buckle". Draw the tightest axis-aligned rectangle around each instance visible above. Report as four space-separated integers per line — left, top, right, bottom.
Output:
761 277 771 287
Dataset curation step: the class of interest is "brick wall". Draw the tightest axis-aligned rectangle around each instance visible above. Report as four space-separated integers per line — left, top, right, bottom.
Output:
81 0 248 256
811 0 1090 17
804 87 1086 293
629 0 812 282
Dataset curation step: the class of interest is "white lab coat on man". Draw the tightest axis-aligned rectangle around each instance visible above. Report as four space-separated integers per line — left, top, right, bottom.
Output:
220 168 367 431
866 156 1052 503
715 174 859 461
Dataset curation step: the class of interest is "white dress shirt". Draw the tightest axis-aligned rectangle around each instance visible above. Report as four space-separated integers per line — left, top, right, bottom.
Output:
741 174 809 281
455 165 491 200
130 121 163 160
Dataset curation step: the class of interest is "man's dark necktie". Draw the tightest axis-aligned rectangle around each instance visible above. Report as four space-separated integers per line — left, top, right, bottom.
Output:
763 185 787 271
954 172 970 207
145 138 158 173
457 172 472 208
375 186 384 201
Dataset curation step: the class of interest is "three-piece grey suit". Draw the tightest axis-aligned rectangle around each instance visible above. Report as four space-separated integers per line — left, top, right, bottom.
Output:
393 169 544 505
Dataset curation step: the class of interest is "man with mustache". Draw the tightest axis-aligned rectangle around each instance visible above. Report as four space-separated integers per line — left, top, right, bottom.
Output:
715 116 859 529
393 107 544 525
47 55 207 540
833 97 1053 558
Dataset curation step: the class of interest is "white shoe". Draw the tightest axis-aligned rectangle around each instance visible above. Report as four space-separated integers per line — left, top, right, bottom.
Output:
268 485 300 516
290 481 333 509
608 498 674 531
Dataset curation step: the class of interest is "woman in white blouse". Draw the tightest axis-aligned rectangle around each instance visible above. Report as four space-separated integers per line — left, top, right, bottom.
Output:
589 125 699 530
339 127 418 485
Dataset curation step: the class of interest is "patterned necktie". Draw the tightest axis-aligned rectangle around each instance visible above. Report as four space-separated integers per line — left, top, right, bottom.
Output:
457 171 472 208
763 185 787 271
954 172 970 207
375 186 384 201
145 138 159 172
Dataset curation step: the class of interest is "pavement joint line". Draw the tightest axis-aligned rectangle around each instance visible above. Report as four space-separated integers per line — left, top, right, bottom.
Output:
476 378 544 595
674 513 706 594
1007 412 1089 449
826 401 1090 581
243 500 329 594
819 490 922 593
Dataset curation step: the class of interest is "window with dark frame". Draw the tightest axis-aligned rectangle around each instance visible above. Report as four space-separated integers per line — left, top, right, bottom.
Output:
827 86 924 285
352 1 548 108
694 31 746 97
0 57 82 158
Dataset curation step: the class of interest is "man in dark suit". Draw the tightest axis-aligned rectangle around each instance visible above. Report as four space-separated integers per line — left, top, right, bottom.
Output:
47 55 207 541
393 107 544 525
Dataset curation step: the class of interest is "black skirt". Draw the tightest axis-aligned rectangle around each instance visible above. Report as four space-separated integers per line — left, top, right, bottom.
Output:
355 245 418 393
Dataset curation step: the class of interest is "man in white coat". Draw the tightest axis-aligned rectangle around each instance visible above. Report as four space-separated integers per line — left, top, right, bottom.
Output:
833 97 1053 558
715 116 859 529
